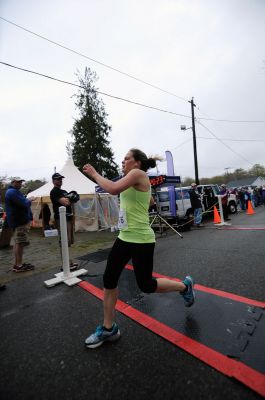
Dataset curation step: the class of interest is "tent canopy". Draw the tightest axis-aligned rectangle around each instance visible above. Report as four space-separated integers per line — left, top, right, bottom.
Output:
27 156 119 232
27 156 96 197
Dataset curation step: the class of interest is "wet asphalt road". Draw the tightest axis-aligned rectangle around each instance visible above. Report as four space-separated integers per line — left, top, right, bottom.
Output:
0 208 264 400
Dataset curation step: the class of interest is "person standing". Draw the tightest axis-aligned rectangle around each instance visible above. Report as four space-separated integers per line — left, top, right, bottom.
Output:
50 172 78 271
189 183 204 228
262 185 265 207
238 187 245 211
39 203 51 230
220 184 231 221
5 177 35 272
83 148 195 349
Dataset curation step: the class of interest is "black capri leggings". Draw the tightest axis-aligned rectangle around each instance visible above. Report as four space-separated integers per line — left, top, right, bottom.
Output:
103 238 157 293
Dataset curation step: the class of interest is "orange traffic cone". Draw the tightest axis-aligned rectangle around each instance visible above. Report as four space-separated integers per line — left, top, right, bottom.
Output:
213 206 221 224
246 200 255 215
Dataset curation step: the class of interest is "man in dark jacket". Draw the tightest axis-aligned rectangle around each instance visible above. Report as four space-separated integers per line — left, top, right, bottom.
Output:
50 172 78 271
189 183 204 228
5 177 35 272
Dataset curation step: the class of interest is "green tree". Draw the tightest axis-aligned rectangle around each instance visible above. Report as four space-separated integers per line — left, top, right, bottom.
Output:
0 176 8 206
70 68 119 179
22 179 46 195
232 168 248 180
182 177 193 186
248 163 265 177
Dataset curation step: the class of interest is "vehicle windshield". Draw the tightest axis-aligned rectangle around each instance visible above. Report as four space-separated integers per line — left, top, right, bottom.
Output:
156 191 169 202
175 188 190 200
197 185 220 195
212 185 220 195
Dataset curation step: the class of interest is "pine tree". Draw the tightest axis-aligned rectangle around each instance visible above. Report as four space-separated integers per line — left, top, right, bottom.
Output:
70 67 119 179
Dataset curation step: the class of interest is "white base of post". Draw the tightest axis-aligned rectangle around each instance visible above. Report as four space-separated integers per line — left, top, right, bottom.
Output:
216 222 232 227
44 206 88 288
44 268 88 288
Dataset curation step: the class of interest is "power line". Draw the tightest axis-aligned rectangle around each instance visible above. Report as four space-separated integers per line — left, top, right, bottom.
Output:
189 98 265 123
0 16 188 102
0 61 191 119
198 117 265 123
196 136 265 142
1 61 262 169
2 17 265 124
196 106 265 124
197 120 254 166
171 138 193 151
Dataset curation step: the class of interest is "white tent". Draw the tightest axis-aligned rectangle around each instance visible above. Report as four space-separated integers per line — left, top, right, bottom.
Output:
28 156 96 197
28 156 119 232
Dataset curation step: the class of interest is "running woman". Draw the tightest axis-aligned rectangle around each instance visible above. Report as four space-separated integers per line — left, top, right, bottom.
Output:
83 148 195 348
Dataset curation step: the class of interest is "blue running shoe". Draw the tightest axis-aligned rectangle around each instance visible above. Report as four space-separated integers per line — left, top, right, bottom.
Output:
85 323 121 349
180 276 195 307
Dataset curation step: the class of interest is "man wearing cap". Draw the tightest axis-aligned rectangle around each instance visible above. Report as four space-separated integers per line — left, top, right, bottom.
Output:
50 173 77 271
5 177 35 272
189 183 204 228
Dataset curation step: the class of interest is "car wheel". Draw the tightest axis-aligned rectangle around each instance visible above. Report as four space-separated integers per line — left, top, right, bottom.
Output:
229 201 237 214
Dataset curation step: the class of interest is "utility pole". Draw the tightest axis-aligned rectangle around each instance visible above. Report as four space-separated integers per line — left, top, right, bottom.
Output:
189 97 199 185
224 167 230 184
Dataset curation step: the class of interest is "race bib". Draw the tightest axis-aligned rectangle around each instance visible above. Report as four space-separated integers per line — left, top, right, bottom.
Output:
118 209 128 230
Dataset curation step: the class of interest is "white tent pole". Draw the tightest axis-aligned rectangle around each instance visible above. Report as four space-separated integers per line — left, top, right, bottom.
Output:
95 194 100 231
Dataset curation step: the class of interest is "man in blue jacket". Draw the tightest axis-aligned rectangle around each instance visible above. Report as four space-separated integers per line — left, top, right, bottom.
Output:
5 177 35 272
189 183 204 228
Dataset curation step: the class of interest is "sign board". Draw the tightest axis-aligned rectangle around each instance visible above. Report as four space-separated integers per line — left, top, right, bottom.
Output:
44 229 58 237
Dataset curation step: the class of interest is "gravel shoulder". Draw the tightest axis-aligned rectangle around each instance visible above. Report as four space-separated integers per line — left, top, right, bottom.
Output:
0 228 117 284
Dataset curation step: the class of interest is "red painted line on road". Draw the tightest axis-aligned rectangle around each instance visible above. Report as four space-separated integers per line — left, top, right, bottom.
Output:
79 279 265 397
126 264 265 308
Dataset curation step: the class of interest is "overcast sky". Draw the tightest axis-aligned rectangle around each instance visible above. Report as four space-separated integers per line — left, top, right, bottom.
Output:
1 0 265 182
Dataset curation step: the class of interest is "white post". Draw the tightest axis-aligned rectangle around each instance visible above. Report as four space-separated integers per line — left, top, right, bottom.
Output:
217 195 231 227
217 195 225 224
59 206 71 278
44 206 88 287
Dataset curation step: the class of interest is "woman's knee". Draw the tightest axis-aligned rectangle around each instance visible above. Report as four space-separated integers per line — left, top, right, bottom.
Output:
103 271 118 290
137 278 157 293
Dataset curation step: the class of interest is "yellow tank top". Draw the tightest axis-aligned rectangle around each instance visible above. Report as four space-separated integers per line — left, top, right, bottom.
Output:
118 187 155 243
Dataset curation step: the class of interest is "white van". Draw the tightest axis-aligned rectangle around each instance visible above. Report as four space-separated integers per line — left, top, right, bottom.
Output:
154 187 193 221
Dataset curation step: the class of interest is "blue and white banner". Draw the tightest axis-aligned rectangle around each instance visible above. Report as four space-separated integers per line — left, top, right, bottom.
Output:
165 151 176 217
